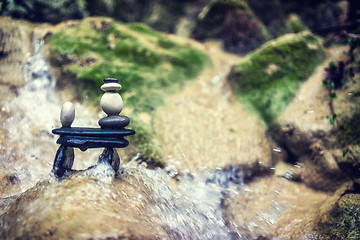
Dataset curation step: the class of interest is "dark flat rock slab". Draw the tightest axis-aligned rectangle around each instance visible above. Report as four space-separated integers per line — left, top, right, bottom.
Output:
57 135 129 151
52 127 135 137
99 115 130 128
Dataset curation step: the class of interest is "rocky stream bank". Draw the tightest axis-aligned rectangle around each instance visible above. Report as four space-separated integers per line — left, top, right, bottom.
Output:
0 8 360 240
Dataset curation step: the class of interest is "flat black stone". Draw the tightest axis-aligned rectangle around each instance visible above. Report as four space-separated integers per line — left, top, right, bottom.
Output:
103 77 118 83
57 135 129 151
99 115 130 128
52 127 135 137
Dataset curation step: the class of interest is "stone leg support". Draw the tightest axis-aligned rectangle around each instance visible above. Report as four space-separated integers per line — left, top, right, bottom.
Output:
53 145 75 178
98 148 120 173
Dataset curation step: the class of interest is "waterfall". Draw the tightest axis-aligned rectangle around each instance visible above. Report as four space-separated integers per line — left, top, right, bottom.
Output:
0 33 99 196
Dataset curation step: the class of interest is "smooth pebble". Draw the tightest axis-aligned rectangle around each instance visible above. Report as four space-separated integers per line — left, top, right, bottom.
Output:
99 115 130 128
101 83 121 92
101 92 123 116
60 102 75 127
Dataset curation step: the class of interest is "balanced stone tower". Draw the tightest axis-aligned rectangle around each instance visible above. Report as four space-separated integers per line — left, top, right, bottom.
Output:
52 78 135 178
98 78 129 129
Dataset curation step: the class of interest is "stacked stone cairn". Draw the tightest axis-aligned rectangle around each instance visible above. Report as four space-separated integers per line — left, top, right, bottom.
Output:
52 78 135 178
98 78 130 129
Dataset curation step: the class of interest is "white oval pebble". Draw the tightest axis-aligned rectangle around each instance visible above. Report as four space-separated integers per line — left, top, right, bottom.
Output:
101 83 122 92
60 102 75 127
100 93 123 116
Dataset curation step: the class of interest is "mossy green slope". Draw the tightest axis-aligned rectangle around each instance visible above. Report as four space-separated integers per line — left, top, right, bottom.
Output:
49 17 209 160
229 31 324 124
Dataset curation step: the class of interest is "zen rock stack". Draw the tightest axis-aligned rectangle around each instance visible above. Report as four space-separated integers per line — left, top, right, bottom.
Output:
52 78 135 178
98 78 130 129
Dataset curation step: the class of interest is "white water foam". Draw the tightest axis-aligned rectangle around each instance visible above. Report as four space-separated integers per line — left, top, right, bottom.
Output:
122 158 243 239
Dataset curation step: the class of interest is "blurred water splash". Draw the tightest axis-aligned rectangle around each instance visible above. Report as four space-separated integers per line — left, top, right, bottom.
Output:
122 159 243 239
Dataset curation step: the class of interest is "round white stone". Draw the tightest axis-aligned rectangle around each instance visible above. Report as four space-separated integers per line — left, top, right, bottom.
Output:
100 92 123 116
101 83 121 92
60 102 75 127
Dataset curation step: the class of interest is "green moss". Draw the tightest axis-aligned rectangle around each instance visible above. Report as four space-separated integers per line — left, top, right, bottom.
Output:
287 21 308 33
157 37 177 49
317 194 360 239
49 17 209 160
229 31 324 124
127 23 163 38
128 118 160 161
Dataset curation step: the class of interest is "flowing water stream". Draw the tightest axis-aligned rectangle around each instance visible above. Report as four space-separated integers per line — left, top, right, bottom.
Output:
122 159 243 239
0 34 101 197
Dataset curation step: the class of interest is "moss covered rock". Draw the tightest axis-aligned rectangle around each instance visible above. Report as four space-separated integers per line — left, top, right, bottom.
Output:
192 0 270 54
317 193 360 239
48 17 209 160
228 31 324 124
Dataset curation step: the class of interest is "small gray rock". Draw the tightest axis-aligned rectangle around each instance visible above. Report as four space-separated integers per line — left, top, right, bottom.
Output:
101 83 121 92
98 115 130 128
100 92 123 116
60 102 75 127
103 77 118 83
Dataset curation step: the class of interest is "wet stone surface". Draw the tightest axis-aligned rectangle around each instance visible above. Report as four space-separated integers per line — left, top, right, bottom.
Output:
98 115 130 129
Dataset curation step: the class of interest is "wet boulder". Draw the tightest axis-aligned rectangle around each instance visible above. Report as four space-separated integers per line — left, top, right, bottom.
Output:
191 0 271 54
228 31 324 124
265 125 344 191
0 165 169 239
